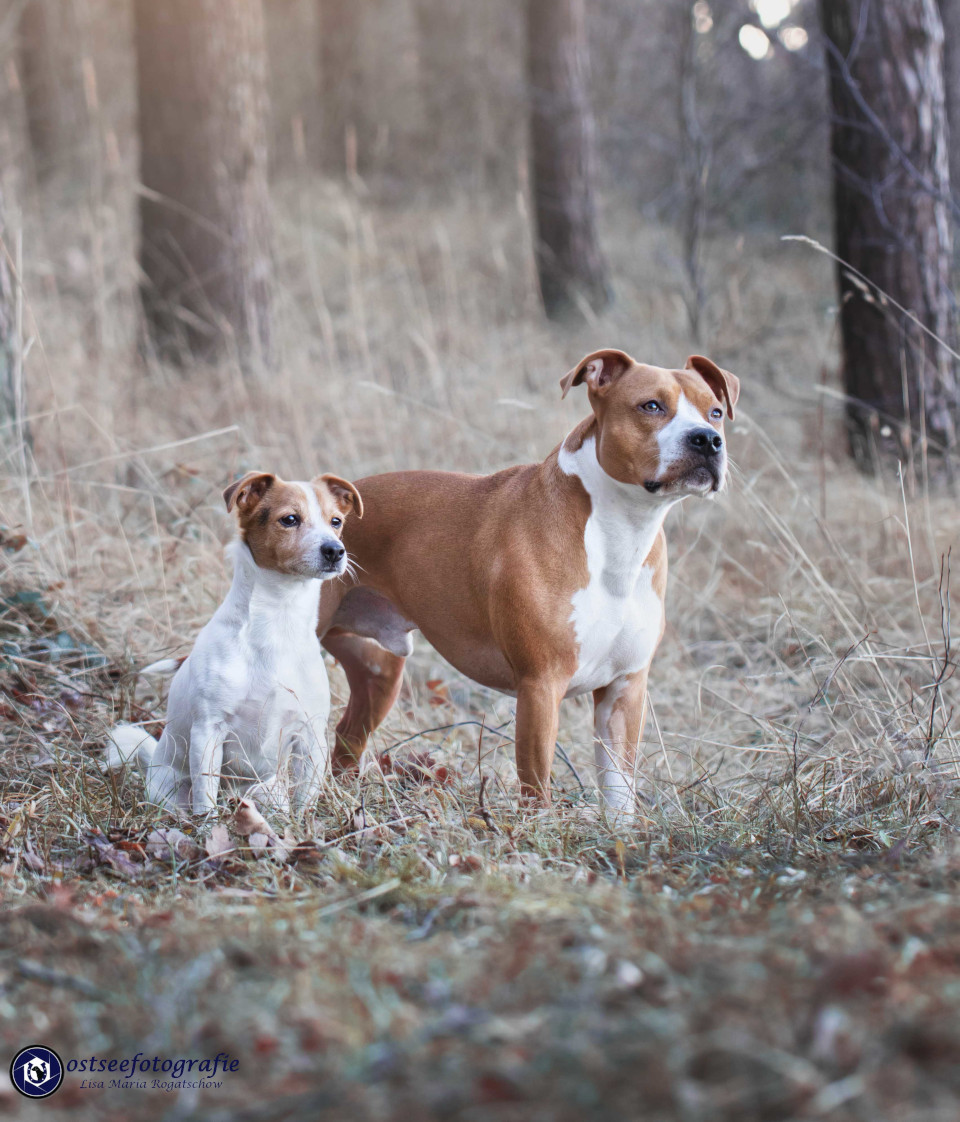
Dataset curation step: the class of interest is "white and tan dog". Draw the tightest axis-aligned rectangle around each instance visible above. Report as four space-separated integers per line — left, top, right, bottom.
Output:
108 471 362 815
316 349 738 817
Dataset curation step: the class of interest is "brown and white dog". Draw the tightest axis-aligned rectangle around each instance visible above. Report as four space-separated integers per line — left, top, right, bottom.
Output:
109 471 362 815
317 350 739 816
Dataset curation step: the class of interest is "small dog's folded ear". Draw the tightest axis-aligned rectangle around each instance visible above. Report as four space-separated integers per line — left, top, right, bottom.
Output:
560 349 635 399
316 474 364 519
685 355 740 420
223 471 276 513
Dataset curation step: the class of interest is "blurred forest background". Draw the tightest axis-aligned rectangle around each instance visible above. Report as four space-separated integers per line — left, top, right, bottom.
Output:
0 0 956 472
4 5 960 1119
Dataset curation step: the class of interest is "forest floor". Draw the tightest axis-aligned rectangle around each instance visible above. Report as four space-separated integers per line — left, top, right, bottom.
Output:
1 182 959 1120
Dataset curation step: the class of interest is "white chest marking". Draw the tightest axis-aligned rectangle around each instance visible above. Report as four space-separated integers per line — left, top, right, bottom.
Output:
180 538 331 756
558 434 675 697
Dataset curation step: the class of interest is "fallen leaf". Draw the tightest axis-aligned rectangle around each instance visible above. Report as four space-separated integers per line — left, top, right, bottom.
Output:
146 828 201 863
817 950 890 998
84 830 141 880
288 840 325 865
21 848 45 873
274 830 296 863
615 839 627 878
247 831 273 857
386 750 451 788
352 806 373 833
205 824 233 860
234 798 280 843
58 689 87 711
0 529 28 553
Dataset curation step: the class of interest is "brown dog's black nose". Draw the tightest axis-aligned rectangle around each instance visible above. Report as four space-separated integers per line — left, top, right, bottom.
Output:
320 541 345 566
687 429 723 456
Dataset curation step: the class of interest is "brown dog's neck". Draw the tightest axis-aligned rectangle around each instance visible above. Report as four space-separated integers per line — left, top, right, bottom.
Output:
558 415 598 457
535 416 597 493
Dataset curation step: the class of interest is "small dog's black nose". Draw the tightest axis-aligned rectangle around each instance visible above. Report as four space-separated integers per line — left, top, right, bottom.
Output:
687 429 723 456
320 541 345 566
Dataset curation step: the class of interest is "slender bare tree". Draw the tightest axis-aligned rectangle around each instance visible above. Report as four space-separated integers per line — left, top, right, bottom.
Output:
820 0 957 467
317 0 365 176
135 0 274 367
526 0 610 320
671 0 708 341
17 0 69 180
0 185 17 433
941 0 960 197
414 0 482 185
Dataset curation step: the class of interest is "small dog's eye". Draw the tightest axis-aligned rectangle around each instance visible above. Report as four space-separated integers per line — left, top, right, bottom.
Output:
640 401 661 413
330 517 342 528
710 408 723 420
279 514 300 527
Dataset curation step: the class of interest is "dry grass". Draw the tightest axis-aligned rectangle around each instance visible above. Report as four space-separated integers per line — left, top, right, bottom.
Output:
1 177 959 1120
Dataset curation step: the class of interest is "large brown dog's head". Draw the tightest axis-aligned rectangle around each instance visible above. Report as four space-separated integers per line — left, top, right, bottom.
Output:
560 349 739 495
222 471 363 578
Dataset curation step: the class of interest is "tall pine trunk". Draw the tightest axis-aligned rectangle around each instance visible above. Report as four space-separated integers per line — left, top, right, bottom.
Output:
820 0 956 466
0 187 15 434
526 0 610 321
135 0 274 367
317 0 365 176
414 0 482 186
18 0 68 180
941 0 960 198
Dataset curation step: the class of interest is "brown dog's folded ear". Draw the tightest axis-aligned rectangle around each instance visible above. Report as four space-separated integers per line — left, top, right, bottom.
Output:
316 474 364 519
685 355 740 420
223 471 276 513
560 349 635 399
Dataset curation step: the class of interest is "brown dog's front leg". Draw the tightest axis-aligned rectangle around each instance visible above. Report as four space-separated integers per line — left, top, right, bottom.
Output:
593 668 650 817
514 678 564 806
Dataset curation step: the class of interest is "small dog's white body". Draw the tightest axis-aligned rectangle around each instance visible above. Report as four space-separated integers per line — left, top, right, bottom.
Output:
108 472 363 815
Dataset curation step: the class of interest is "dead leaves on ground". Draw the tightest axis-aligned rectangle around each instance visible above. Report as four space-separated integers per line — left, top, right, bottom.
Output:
378 748 452 788
2 792 418 887
1 736 467 889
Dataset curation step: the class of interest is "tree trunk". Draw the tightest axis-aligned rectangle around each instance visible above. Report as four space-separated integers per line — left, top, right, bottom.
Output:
414 0 482 186
820 0 956 467
673 0 708 341
941 0 960 197
18 0 65 179
526 0 610 320
0 186 18 437
135 0 274 368
317 0 365 176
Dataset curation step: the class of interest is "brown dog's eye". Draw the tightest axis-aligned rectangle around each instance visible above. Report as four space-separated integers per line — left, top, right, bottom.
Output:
330 517 342 529
640 401 662 413
279 514 301 528
710 408 723 420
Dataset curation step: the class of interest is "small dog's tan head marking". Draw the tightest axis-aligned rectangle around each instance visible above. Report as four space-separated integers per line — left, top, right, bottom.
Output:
223 470 361 578
223 471 276 514
314 474 364 524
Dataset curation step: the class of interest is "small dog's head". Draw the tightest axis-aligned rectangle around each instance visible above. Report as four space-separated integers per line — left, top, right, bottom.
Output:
223 471 363 579
560 349 739 496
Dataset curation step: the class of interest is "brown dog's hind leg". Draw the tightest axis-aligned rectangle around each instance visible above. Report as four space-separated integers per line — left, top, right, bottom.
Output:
322 630 405 773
